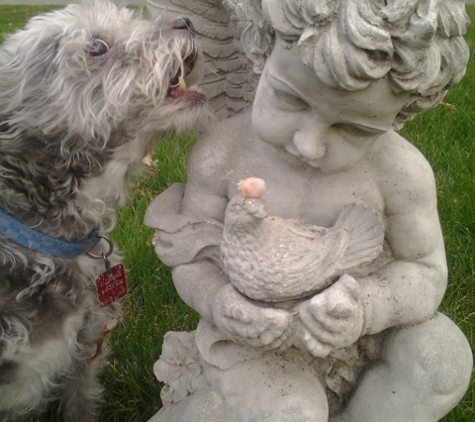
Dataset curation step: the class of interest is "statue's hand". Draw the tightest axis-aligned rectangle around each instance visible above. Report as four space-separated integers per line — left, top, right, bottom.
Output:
212 283 292 349
294 274 364 357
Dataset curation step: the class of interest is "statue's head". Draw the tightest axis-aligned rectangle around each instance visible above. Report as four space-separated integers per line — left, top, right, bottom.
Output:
241 0 470 124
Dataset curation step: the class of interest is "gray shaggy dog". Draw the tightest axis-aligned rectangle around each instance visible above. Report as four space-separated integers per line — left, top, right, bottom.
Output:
0 1 207 421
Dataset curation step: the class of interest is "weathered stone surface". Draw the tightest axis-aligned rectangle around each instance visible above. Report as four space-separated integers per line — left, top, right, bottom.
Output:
145 1 473 421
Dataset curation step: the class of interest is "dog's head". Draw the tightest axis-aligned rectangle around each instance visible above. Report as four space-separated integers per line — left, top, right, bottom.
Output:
0 1 209 211
0 0 207 143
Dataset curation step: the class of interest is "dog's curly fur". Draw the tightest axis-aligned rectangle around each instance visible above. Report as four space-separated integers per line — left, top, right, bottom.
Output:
0 1 208 421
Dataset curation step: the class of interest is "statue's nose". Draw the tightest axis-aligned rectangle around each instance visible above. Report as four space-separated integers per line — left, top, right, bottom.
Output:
172 17 195 33
293 128 327 161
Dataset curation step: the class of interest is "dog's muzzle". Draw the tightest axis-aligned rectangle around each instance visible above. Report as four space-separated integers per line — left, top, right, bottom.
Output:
166 17 205 105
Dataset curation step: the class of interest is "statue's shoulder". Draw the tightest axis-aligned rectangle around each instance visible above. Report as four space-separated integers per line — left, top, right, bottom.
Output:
198 112 253 148
188 112 254 178
373 130 433 177
372 130 436 206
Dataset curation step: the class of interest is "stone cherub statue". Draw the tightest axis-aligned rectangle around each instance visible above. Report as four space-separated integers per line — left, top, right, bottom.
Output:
144 0 473 421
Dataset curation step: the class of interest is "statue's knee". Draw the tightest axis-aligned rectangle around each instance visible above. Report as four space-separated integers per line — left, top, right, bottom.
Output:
384 313 472 397
204 353 329 422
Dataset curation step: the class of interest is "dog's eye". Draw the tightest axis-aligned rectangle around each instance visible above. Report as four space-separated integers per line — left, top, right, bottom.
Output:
89 39 109 57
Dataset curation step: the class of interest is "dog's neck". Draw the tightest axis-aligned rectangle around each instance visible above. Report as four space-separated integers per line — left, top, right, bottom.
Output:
0 134 114 241
0 119 158 245
0 205 102 257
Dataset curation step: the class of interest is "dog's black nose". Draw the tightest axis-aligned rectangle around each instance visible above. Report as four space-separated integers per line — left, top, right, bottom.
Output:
173 17 195 33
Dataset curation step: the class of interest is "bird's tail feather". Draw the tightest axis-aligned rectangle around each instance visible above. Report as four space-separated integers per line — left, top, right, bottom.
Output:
334 204 384 270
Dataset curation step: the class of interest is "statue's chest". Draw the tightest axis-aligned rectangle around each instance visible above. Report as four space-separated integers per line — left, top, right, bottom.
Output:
231 144 384 227
260 168 384 228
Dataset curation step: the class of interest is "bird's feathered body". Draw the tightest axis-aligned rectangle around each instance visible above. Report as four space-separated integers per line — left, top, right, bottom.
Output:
222 179 384 302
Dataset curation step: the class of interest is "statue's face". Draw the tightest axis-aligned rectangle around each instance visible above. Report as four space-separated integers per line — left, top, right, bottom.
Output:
251 40 410 173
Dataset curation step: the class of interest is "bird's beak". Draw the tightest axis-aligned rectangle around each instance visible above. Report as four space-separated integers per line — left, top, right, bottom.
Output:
252 208 268 219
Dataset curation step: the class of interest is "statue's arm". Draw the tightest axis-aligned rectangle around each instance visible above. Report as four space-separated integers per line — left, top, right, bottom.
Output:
170 122 292 347
295 135 447 357
360 136 447 335
171 134 230 323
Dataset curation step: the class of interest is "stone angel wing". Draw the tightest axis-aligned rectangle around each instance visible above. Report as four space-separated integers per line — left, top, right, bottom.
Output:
148 0 260 119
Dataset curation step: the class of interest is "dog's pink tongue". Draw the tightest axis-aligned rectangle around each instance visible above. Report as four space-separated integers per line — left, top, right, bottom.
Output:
167 86 186 99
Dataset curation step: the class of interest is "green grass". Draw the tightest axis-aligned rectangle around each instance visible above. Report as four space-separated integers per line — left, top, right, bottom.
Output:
100 134 201 421
1 5 474 422
0 5 61 37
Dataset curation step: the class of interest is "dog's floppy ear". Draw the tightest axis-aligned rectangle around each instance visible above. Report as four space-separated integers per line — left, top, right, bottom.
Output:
0 11 113 147
0 4 110 132
0 23 62 131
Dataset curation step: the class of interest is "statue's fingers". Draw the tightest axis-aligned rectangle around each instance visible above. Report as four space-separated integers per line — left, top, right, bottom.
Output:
305 313 349 334
228 304 251 323
304 335 332 358
271 309 291 330
299 299 326 329
228 319 256 339
291 324 332 357
325 300 353 318
298 316 344 346
259 330 277 346
338 274 360 299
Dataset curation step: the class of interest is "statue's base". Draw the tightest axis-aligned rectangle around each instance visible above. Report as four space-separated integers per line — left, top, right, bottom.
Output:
147 328 330 422
148 389 229 422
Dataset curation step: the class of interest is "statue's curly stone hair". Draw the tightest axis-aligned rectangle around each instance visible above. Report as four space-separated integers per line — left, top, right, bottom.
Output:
241 0 470 125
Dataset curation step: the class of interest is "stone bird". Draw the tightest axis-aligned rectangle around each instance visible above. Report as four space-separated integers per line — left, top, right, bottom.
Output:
221 177 384 302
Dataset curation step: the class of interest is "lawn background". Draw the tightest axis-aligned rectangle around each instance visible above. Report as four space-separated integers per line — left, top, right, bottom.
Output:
0 5 473 422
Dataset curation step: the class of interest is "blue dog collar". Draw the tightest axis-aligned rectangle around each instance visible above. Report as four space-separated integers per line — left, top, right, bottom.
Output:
0 206 101 258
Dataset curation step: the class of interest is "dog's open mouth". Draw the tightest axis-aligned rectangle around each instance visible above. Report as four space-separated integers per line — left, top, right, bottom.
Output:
167 53 205 106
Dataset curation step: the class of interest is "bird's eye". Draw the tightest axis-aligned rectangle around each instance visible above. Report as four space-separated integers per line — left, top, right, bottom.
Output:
89 39 109 57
